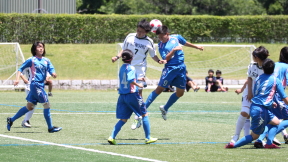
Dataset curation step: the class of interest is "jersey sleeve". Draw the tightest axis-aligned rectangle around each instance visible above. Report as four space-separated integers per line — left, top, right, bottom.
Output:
247 63 253 77
18 58 32 73
121 33 134 49
127 66 136 83
46 58 56 75
176 35 187 45
148 39 157 58
276 78 287 99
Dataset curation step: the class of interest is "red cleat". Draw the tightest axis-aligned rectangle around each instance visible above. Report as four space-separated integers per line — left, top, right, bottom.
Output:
225 142 234 149
264 144 280 149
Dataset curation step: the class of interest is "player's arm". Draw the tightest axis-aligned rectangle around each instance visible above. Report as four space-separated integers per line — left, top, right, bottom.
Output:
112 49 123 63
235 79 247 94
131 81 143 88
247 77 253 101
14 59 31 86
152 55 166 64
165 46 182 61
47 61 57 78
184 42 204 51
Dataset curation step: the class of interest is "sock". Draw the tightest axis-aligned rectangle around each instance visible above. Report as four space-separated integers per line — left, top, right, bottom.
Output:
142 116 151 139
24 108 35 122
145 91 159 109
134 114 139 120
110 120 125 139
276 120 288 134
11 106 29 122
44 108 53 130
244 119 251 136
234 135 253 148
257 126 268 142
282 129 288 136
267 124 278 145
164 93 179 111
234 115 247 136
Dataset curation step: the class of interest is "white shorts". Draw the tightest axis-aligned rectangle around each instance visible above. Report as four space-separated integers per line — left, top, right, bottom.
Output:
134 65 146 79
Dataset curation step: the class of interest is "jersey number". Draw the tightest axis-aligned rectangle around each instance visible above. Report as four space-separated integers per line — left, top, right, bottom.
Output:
135 49 138 55
121 73 128 88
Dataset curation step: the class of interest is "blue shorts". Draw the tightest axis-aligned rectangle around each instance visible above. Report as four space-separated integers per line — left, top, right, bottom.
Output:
250 103 275 135
26 81 48 105
270 93 288 120
158 64 186 89
116 93 147 119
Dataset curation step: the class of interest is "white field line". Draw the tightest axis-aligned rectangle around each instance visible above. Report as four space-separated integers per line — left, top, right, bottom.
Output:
0 134 165 162
0 112 238 115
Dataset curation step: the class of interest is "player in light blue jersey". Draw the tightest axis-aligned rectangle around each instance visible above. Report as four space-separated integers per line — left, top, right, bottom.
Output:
145 25 189 120
226 59 288 149
108 49 157 145
7 42 62 133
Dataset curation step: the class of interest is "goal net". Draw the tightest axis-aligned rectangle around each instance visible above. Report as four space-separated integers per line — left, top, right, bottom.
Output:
0 42 25 89
117 43 255 87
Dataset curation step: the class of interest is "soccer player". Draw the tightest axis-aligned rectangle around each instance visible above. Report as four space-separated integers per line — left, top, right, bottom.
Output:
111 19 164 129
7 42 62 133
144 25 188 120
226 59 288 149
230 46 268 143
108 49 157 145
186 70 200 92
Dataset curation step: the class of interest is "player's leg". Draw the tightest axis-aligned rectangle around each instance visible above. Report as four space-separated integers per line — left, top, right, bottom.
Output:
22 108 35 128
206 83 212 92
46 80 53 96
243 118 251 136
7 102 33 131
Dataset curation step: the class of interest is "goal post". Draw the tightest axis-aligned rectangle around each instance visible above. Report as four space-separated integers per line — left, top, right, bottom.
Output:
116 43 256 88
0 42 25 89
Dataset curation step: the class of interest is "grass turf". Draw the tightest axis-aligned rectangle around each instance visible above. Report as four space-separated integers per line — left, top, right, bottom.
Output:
1 90 288 161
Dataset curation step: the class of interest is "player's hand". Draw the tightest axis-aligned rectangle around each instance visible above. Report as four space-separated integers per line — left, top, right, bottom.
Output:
235 89 242 95
52 73 57 78
111 57 118 63
138 83 143 88
198 46 204 51
272 102 277 108
159 60 166 64
23 79 29 84
13 80 19 86
173 46 182 51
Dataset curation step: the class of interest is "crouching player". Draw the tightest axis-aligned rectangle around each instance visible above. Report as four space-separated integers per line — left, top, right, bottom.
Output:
225 59 288 149
108 49 157 145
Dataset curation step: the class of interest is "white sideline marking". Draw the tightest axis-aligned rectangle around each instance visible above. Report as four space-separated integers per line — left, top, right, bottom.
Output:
0 134 165 162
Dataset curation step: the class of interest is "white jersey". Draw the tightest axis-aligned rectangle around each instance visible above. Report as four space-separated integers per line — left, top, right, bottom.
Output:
242 62 263 97
122 33 156 66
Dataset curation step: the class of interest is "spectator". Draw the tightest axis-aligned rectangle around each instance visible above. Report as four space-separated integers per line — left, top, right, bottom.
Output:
186 71 200 92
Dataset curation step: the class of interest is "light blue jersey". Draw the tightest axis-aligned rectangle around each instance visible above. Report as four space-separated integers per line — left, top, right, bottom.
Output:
158 36 184 66
273 62 288 87
118 63 138 94
18 56 55 83
252 74 287 108
170 34 187 46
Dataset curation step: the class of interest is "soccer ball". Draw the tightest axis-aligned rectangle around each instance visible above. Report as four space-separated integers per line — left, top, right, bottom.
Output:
150 19 162 33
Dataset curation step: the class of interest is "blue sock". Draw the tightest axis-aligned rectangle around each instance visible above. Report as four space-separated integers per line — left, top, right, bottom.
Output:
111 120 125 139
164 93 179 111
234 135 253 148
276 120 288 134
11 106 29 122
257 126 268 142
266 124 278 145
145 91 159 109
44 108 53 130
142 116 151 139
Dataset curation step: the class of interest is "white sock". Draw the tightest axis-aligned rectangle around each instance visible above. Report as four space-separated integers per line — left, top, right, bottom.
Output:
244 119 251 136
24 109 35 122
282 129 288 136
134 114 139 120
234 115 247 135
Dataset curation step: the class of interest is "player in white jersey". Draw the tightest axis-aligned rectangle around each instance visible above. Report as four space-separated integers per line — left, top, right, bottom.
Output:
111 19 165 130
230 46 269 143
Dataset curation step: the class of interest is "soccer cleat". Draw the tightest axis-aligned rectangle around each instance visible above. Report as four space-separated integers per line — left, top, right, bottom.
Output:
7 117 13 131
254 141 264 148
48 126 62 133
131 117 142 130
194 87 200 92
145 137 158 144
273 138 281 146
225 142 234 148
283 134 288 144
264 144 280 149
48 92 53 97
230 134 239 143
108 137 117 145
21 120 31 128
159 105 167 120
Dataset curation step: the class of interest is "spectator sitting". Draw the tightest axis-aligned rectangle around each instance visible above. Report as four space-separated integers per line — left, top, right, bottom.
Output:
215 70 228 92
186 70 200 92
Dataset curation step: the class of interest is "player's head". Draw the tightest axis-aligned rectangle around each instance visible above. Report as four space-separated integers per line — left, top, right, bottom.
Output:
121 49 133 63
262 59 275 75
252 46 269 62
216 70 222 77
136 19 151 38
31 42 46 57
279 46 288 63
156 25 169 43
208 69 214 76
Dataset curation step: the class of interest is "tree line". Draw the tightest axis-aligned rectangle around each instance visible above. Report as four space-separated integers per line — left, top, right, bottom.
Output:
76 0 288 15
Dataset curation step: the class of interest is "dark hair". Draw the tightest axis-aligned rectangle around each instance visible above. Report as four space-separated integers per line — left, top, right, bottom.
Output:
262 59 275 74
216 70 221 75
156 25 169 35
122 49 133 63
279 47 288 63
31 42 46 57
208 69 214 74
252 46 269 60
137 19 151 33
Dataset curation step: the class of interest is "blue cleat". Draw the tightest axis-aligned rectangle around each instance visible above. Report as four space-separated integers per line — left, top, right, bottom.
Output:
7 117 13 131
48 126 62 133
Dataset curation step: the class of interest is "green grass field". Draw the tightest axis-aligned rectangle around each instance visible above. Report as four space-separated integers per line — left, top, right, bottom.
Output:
1 90 288 162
